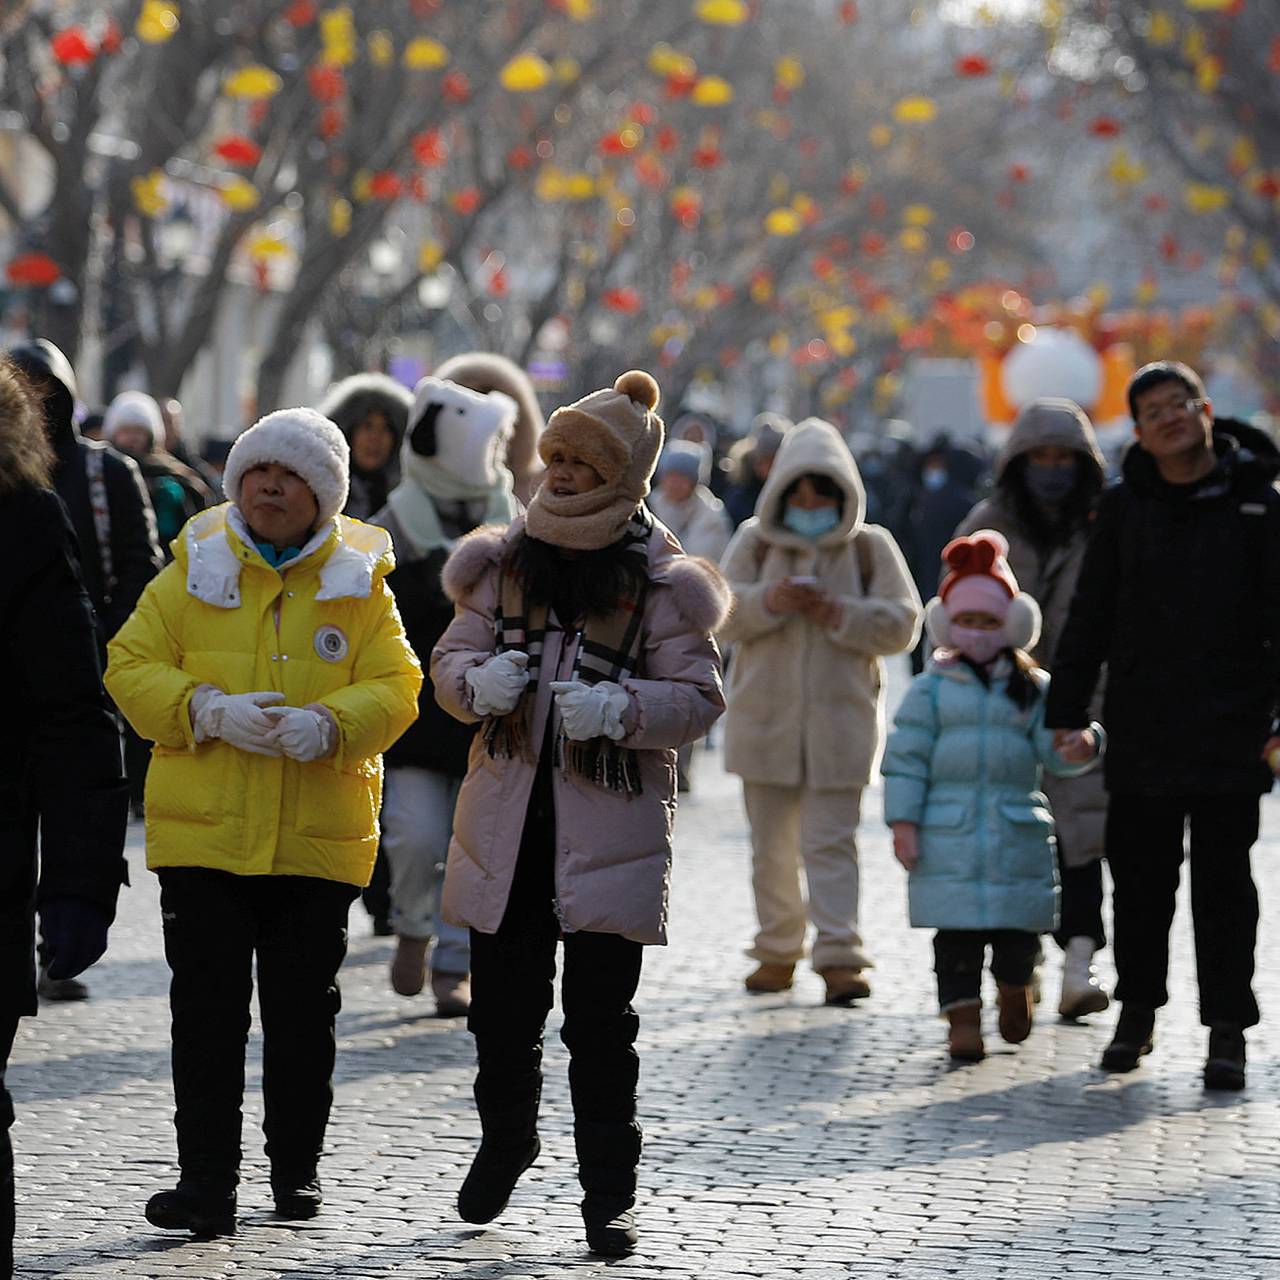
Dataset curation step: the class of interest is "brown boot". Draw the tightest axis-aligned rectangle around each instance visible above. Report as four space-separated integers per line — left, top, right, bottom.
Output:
432 970 472 1018
744 962 794 993
945 1003 984 1061
996 981 1034 1044
818 967 872 1005
390 936 430 997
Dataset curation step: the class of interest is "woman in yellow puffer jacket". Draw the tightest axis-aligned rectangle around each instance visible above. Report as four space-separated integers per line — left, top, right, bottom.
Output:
106 407 421 1238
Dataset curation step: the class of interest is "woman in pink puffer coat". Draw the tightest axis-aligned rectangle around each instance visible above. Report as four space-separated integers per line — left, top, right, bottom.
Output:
431 370 727 1258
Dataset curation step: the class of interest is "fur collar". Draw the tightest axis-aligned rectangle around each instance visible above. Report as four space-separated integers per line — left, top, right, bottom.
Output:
184 504 391 608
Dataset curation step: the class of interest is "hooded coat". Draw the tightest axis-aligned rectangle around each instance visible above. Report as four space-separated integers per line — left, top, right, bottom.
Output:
435 352 545 503
430 516 728 945
7 340 162 638
105 504 422 887
954 399 1108 866
1046 421 1280 796
321 373 412 521
719 419 922 790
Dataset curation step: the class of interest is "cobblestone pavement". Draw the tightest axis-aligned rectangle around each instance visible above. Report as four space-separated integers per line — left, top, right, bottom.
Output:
10 662 1280 1278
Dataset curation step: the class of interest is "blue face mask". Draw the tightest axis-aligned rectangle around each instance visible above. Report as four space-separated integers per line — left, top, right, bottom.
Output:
1024 461 1078 505
783 505 841 539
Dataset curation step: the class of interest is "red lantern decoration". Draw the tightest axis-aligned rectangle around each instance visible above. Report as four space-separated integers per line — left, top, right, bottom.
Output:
691 143 722 169
598 132 630 157
860 232 887 257
632 153 667 189
955 54 991 77
1008 163 1029 183
6 253 61 287
603 287 643 313
839 1 859 23
51 27 96 66
1087 115 1122 138
629 101 655 125
308 65 345 103
284 0 318 24
412 130 449 167
489 267 508 297
507 145 534 170
1160 234 1180 263
100 20 123 55
213 134 262 167
368 172 403 200
451 187 481 215
664 71 697 99
655 125 679 153
1255 173 1280 199
318 106 344 139
442 71 471 103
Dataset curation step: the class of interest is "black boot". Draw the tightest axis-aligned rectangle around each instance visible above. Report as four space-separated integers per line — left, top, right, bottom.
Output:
576 1119 641 1257
1100 1004 1156 1072
1203 1026 1246 1092
145 1183 237 1237
272 1174 323 1220
457 1074 541 1225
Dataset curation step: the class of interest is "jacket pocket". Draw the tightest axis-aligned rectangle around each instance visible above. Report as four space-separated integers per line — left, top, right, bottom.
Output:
146 745 228 825
997 801 1054 828
296 761 378 842
921 800 967 829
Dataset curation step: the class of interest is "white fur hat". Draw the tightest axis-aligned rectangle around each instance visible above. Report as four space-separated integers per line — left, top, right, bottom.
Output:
104 390 164 450
223 408 350 524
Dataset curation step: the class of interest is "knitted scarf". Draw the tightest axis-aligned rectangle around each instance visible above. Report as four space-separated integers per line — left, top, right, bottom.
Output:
483 508 653 794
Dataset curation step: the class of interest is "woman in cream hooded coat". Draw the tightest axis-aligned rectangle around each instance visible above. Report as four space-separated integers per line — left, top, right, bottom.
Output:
720 418 921 1004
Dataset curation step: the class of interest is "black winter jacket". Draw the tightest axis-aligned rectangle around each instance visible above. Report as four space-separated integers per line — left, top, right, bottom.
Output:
7 340 162 639
1046 424 1280 796
0 488 129 1018
370 508 479 776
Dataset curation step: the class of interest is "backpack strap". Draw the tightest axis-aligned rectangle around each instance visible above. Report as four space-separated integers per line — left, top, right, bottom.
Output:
85 444 115 603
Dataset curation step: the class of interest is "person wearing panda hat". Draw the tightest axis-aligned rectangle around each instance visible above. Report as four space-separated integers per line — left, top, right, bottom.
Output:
368 377 521 1016
106 408 421 1237
881 531 1102 1062
431 370 728 1256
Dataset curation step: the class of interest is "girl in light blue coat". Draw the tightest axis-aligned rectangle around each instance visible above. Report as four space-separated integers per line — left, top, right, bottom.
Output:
883 531 1101 1061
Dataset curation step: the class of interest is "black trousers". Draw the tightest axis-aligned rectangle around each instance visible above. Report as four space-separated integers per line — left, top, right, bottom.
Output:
156 868 358 1193
1105 793 1260 1028
468 761 644 1193
1053 854 1106 951
1 1015 17 1280
933 929 1040 1010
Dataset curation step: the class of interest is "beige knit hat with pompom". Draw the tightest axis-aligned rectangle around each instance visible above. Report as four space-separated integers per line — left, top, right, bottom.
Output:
525 370 666 551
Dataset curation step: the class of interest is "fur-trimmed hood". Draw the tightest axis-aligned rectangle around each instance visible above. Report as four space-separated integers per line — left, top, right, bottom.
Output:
442 513 730 635
320 373 413 450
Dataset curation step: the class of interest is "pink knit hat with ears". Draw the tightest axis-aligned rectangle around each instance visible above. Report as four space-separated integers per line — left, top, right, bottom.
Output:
940 531 1018 621
925 529 1041 650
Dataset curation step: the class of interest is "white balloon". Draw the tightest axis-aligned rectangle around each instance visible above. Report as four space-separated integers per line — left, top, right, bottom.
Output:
1001 327 1103 410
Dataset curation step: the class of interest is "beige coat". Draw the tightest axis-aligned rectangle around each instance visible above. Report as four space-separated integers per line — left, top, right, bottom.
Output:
955 398 1108 866
719 419 921 791
431 516 728 944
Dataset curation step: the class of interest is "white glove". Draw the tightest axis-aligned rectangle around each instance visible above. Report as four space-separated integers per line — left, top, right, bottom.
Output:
262 706 335 762
465 651 530 717
548 680 630 742
191 688 285 756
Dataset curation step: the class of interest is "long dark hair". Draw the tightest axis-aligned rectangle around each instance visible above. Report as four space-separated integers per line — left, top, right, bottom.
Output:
1000 453 1101 550
507 533 648 623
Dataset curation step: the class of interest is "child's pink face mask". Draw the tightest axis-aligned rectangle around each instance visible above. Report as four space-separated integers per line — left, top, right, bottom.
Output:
950 626 1006 665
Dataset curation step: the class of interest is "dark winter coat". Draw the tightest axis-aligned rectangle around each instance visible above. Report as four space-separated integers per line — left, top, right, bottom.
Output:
369 506 480 776
1046 423 1280 796
7 341 162 638
0 487 129 1018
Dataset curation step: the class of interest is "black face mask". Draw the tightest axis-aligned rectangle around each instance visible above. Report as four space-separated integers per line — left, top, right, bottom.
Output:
1024 461 1077 504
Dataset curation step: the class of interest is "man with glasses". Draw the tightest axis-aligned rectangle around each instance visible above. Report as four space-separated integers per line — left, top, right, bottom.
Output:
1046 361 1280 1091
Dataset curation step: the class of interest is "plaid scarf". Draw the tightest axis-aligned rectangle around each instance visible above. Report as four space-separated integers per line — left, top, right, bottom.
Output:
483 509 652 794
